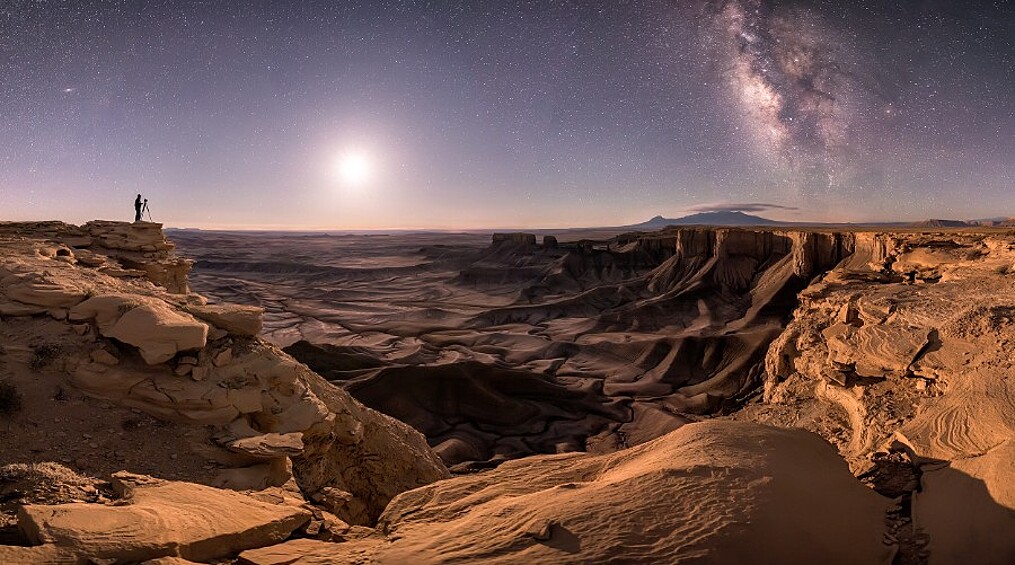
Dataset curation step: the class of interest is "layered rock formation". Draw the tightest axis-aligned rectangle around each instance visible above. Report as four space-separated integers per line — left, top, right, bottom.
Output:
257 228 857 466
0 222 448 561
9 222 1012 562
742 230 1015 560
0 220 192 293
17 472 311 562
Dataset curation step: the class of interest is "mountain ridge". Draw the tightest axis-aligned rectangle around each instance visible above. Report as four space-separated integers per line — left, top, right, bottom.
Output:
623 211 785 229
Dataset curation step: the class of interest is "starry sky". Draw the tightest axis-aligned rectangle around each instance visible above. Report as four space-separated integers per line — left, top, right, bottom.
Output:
1 0 1013 229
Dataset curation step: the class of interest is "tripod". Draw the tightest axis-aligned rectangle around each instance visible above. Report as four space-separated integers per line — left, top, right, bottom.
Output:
142 200 153 222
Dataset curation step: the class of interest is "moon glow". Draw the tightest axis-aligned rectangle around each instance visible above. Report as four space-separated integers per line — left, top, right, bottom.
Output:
335 151 372 187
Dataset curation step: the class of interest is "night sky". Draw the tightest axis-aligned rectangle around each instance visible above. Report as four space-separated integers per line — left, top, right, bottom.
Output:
2 0 1013 229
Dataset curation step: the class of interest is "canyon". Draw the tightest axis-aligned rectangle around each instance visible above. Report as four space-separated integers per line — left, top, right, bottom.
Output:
1 220 1014 563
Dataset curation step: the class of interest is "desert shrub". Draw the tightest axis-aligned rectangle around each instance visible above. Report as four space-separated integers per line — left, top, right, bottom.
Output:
120 416 142 431
52 385 68 402
0 380 23 416
995 264 1012 275
29 343 60 370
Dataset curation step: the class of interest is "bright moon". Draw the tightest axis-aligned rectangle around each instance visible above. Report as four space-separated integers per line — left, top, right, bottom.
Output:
336 151 372 186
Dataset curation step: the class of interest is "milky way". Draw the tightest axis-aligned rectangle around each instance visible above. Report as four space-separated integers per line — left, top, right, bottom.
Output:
700 0 887 196
0 1 1013 226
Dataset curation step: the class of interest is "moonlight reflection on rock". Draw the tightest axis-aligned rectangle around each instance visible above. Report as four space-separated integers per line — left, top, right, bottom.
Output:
0 0 1013 563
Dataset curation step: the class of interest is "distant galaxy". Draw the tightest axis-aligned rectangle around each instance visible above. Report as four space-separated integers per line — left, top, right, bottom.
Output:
0 0 1012 227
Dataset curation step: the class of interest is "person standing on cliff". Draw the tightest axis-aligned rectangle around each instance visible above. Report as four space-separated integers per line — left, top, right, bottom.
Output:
134 194 143 222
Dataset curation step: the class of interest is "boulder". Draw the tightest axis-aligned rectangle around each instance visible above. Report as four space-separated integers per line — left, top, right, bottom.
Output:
187 304 264 337
89 349 120 366
71 294 208 364
17 472 311 563
72 248 107 267
69 293 138 328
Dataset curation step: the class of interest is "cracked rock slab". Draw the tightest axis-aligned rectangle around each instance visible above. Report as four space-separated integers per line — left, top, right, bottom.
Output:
71 294 208 364
187 303 264 337
17 472 311 563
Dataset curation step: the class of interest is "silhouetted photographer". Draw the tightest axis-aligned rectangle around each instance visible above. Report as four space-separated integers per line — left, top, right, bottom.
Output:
134 194 153 222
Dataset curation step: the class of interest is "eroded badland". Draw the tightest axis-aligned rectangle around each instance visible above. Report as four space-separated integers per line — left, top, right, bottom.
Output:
1 221 1014 563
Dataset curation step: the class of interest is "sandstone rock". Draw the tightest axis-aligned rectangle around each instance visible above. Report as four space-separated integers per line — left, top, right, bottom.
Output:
213 347 233 366
107 304 207 364
824 322 930 379
0 300 47 316
1 222 459 535
63 338 448 524
143 258 192 294
90 349 119 366
190 365 209 381
71 294 208 364
215 458 299 492
300 422 893 563
229 433 305 459
99 265 149 278
2 272 88 308
17 472 311 563
432 437 484 466
142 557 205 565
73 248 107 267
82 220 172 252
69 293 137 328
0 545 77 564
238 538 352 565
187 304 264 337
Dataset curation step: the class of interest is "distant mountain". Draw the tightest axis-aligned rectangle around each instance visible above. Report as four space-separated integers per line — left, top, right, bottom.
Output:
909 219 970 228
625 211 785 229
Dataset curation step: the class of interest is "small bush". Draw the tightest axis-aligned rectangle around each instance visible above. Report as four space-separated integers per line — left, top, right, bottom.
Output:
52 385 68 402
29 343 60 371
0 380 23 416
120 416 142 431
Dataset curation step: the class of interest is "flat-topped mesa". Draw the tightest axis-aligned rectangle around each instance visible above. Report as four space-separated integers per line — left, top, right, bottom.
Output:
491 232 537 248
0 220 191 293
